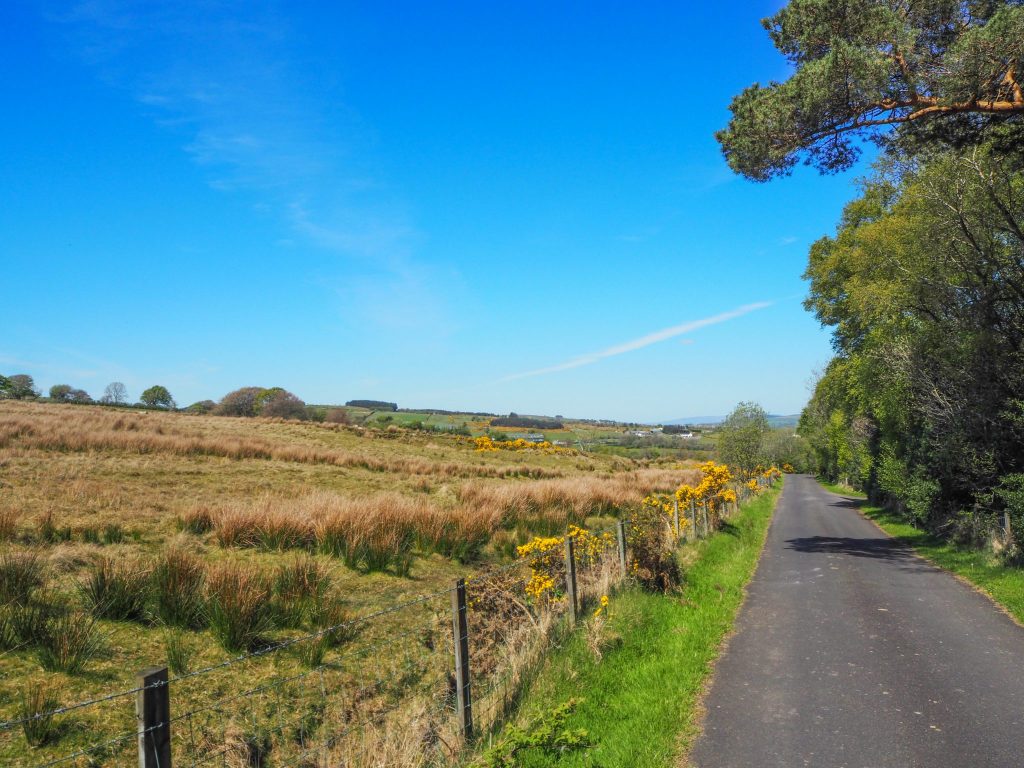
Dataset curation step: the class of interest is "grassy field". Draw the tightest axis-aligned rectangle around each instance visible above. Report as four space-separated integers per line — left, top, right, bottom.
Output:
474 481 782 767
0 400 699 766
817 482 1024 627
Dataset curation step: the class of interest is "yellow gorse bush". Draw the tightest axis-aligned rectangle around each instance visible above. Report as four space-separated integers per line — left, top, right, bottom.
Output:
473 435 573 454
675 461 734 512
517 525 615 604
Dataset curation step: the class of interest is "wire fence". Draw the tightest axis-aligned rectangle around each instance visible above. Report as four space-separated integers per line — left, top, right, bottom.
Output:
1 477 779 768
0 523 631 768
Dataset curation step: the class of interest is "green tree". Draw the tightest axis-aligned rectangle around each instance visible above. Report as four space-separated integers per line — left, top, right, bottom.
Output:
5 374 39 400
49 384 73 402
215 387 263 417
140 385 175 410
259 389 307 420
718 402 770 477
718 1 1024 181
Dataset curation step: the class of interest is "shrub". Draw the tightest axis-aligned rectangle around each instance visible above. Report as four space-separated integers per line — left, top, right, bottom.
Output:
206 563 274 652
80 557 150 621
627 505 681 593
325 408 350 425
19 684 59 747
0 550 45 605
151 549 207 629
37 609 104 673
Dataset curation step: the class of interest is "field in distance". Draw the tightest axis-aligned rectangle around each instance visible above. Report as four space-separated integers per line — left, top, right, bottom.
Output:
0 400 696 765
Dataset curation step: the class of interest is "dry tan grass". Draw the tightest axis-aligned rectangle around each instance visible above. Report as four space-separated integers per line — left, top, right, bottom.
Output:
0 405 562 480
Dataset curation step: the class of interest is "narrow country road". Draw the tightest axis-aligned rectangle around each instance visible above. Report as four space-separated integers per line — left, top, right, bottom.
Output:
690 474 1024 768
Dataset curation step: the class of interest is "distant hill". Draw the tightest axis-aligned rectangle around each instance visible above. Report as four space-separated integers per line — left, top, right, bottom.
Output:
664 414 800 429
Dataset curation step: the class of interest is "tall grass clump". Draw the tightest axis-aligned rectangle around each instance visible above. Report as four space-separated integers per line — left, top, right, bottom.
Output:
0 508 18 541
19 684 60 747
179 504 216 535
80 557 150 621
207 562 274 652
164 629 194 674
0 602 52 651
309 600 358 649
272 555 330 628
0 550 45 605
151 549 207 629
37 610 104 674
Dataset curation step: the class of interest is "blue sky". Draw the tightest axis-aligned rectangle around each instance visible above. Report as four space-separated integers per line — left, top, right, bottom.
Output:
2 1 876 423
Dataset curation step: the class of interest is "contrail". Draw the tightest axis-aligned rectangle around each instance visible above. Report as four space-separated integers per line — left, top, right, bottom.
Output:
499 301 773 382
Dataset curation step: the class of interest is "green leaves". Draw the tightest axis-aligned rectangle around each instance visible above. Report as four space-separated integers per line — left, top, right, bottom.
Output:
719 2 1024 180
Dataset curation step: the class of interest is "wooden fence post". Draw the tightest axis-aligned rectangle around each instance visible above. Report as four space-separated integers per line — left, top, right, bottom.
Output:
689 501 696 540
1004 511 1014 546
616 519 627 573
451 579 474 741
564 534 578 625
702 502 709 538
136 667 171 768
673 501 681 539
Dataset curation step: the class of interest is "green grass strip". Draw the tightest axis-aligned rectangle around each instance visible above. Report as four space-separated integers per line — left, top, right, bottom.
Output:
824 483 1024 626
487 481 782 767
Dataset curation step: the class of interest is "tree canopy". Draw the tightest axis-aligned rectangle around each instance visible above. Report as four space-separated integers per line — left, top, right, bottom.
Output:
717 402 770 477
1 374 39 400
799 146 1024 534
718 1 1024 181
140 385 175 410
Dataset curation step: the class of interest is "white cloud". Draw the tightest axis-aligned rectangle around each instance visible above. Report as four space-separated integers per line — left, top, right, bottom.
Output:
500 302 772 381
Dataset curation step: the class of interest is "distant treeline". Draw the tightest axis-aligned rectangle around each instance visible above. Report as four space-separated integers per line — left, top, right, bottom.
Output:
490 414 564 430
398 408 498 417
662 425 700 435
345 400 398 411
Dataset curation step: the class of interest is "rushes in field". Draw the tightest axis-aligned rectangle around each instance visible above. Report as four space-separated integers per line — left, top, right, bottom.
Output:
19 684 59 747
37 609 104 674
0 550 45 605
151 549 207 629
0 508 18 541
310 600 358 648
180 505 216 535
272 555 330 628
297 634 330 668
80 557 150 621
164 628 193 674
206 562 274 652
0 602 52 650
102 523 125 544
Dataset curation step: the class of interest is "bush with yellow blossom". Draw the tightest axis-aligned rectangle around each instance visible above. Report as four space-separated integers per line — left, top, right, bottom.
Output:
517 526 615 605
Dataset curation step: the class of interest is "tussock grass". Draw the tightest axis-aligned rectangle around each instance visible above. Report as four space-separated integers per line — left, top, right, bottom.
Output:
37 609 104 674
19 685 59 747
0 509 17 541
206 562 274 652
151 549 207 629
80 556 150 621
164 629 194 675
0 551 45 606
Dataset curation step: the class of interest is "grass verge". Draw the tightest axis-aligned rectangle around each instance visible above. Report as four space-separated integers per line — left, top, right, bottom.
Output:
822 483 1024 626
477 481 782 767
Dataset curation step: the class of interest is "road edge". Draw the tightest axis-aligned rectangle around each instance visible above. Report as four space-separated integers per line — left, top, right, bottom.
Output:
676 476 786 768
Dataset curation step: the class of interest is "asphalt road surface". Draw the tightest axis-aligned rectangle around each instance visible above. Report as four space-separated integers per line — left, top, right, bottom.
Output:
690 474 1024 768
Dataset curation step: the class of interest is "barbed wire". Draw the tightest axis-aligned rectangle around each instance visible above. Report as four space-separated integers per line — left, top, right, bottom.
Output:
0 584 454 733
